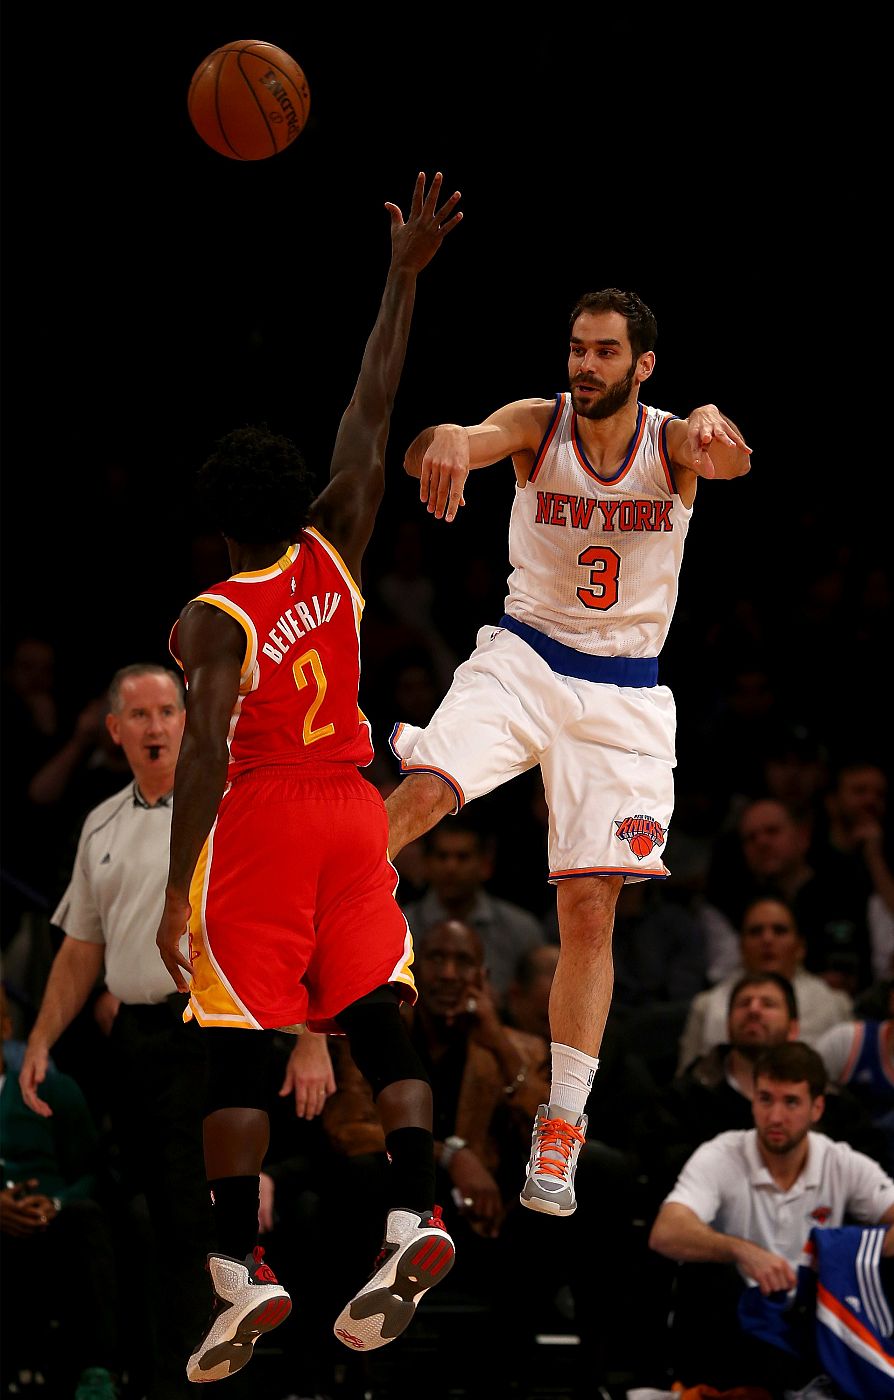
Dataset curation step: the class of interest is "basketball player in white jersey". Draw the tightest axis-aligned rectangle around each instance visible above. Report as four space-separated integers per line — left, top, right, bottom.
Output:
384 288 753 1217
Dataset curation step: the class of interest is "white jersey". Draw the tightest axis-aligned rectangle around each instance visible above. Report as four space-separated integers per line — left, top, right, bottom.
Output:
505 394 692 658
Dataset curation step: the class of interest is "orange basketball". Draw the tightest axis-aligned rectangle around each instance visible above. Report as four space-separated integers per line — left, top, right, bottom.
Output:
188 39 310 161
629 834 653 859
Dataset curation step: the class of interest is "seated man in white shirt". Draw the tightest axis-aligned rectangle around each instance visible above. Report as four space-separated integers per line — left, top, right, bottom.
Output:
649 1042 894 1396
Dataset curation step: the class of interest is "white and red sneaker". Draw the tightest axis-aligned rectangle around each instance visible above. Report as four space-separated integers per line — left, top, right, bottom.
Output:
186 1246 291 1383
333 1205 455 1352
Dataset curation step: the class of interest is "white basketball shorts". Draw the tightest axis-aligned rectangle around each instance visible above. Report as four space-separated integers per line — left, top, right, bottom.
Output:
389 624 676 884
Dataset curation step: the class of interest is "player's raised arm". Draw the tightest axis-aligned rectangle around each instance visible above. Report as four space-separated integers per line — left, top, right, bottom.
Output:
308 172 462 582
404 398 556 522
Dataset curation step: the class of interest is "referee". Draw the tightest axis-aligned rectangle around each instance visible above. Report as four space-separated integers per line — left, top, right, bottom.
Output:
19 663 213 1400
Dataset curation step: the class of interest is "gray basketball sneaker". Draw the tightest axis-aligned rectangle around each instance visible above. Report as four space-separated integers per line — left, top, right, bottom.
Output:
520 1104 588 1216
333 1205 455 1352
186 1247 291 1382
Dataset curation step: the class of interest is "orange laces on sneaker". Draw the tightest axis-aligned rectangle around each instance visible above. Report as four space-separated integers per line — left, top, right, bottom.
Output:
534 1116 586 1179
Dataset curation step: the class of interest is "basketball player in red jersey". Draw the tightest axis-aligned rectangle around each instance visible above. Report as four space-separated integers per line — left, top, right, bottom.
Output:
154 173 462 1381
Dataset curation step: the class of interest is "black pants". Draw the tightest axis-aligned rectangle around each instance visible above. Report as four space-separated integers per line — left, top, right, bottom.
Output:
1 1198 119 1392
108 999 213 1400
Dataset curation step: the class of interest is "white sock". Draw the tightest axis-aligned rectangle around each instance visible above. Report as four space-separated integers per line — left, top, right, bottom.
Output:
548 1041 599 1120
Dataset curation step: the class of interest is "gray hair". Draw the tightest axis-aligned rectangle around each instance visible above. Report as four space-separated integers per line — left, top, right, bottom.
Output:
107 664 184 713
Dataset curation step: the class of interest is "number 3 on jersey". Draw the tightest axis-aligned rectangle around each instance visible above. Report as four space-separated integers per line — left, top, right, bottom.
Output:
292 649 335 745
577 545 620 610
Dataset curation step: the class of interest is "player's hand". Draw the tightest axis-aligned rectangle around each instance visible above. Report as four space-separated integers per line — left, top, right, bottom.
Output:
280 1031 336 1119
419 424 469 522
155 892 194 994
686 404 751 478
19 1042 53 1118
386 171 462 276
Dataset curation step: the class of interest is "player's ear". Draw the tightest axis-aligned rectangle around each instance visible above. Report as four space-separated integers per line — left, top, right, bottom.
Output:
106 711 121 747
636 351 655 382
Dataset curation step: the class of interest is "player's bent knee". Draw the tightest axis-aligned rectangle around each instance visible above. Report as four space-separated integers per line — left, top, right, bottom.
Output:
336 988 430 1098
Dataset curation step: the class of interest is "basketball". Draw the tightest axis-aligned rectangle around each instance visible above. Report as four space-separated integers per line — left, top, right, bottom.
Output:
188 39 310 161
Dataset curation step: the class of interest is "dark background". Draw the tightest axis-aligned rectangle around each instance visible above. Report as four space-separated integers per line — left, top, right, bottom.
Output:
0 14 885 739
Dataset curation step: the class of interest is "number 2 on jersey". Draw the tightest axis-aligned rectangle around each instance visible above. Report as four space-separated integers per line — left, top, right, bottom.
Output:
292 649 335 745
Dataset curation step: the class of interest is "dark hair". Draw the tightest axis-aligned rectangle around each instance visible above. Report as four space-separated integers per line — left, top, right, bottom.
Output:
739 891 802 934
753 1042 827 1099
728 971 798 1022
195 423 314 544
568 288 658 362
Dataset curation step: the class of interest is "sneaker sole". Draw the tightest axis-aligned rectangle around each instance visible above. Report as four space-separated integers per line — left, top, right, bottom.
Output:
187 1293 292 1382
334 1230 456 1351
519 1190 577 1217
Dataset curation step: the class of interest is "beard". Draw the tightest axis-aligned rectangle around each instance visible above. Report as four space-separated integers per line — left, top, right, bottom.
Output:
570 360 638 420
758 1122 810 1156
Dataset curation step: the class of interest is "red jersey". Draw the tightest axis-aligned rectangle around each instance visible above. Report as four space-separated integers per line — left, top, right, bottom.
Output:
170 527 374 777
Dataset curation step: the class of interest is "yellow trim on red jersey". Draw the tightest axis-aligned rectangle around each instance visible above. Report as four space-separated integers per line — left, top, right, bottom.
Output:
192 595 259 685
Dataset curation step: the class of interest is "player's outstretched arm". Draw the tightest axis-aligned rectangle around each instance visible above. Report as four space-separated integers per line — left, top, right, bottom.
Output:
404 398 555 522
309 172 462 582
668 405 752 481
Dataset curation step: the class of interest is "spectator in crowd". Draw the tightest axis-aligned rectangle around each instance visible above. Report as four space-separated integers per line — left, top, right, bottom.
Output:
401 816 545 1004
1 981 120 1399
658 972 885 1198
676 896 852 1075
648 1042 894 1397
811 761 894 980
816 982 894 1174
707 795 879 994
1 636 62 942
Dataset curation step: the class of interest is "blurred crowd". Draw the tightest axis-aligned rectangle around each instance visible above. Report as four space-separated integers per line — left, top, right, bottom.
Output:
1 488 893 1400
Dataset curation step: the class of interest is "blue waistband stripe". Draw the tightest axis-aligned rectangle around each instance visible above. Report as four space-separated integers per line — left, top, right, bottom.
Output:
498 615 658 687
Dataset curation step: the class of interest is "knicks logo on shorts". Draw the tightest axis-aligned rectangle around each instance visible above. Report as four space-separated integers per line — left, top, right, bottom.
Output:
614 814 667 860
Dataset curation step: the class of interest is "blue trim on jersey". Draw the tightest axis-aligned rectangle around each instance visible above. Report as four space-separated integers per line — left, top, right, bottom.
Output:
572 401 644 483
498 614 658 687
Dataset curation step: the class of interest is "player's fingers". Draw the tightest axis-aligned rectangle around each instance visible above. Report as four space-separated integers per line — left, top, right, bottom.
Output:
419 460 432 504
383 201 404 227
435 190 462 224
420 171 443 216
437 210 464 237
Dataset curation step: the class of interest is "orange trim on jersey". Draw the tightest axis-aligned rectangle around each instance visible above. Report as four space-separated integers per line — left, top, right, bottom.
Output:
658 413 679 494
528 393 564 484
229 543 301 582
192 595 258 685
882 1020 894 1088
550 864 670 880
817 1283 894 1370
397 760 465 813
572 401 645 485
